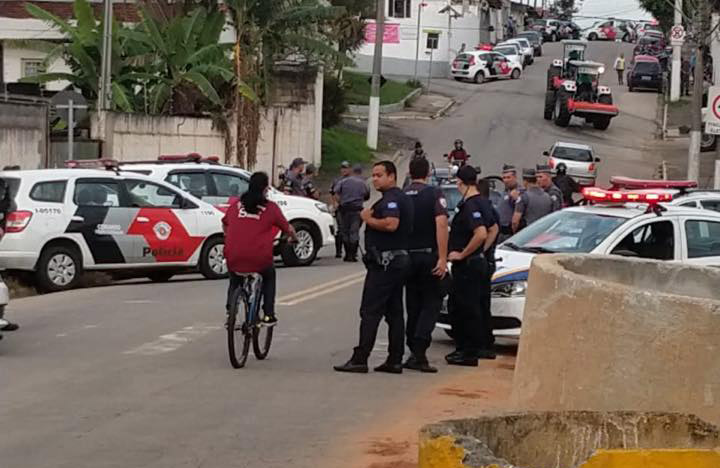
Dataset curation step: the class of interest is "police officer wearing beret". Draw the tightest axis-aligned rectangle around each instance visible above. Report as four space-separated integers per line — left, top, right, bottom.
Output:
512 168 553 233
536 164 563 212
446 165 497 365
403 157 449 373
335 161 413 374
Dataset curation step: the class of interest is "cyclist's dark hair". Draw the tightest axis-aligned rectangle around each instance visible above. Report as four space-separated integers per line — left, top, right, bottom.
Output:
241 172 269 214
374 161 397 179
409 157 430 180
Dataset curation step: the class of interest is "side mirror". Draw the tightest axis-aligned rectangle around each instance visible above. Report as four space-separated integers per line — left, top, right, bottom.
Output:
543 151 550 156
595 157 601 162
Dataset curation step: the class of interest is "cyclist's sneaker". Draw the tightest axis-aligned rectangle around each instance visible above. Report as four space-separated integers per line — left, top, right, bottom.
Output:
262 314 278 327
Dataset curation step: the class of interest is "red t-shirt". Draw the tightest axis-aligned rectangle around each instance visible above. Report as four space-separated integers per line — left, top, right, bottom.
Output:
222 199 290 273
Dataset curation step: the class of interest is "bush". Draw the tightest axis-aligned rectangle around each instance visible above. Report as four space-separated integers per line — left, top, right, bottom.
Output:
323 76 348 128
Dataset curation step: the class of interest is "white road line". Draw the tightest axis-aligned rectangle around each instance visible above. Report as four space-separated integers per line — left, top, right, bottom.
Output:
276 271 365 302
124 323 221 356
277 276 365 306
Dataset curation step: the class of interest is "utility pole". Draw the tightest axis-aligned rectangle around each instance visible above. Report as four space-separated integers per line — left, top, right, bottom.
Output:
98 0 113 110
689 2 711 182
413 2 426 83
670 0 683 102
367 0 384 150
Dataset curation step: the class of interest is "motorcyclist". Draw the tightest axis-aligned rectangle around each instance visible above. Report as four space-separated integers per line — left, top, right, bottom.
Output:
412 142 428 161
552 163 581 207
446 139 470 167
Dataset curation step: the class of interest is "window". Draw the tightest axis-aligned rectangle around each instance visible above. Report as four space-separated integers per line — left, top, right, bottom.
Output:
1 178 21 200
166 172 209 199
686 220 720 258
701 200 720 213
611 221 675 260
389 0 411 18
124 180 183 209
211 172 249 197
30 180 66 203
74 180 121 207
21 59 45 78
552 146 593 162
634 62 660 74
679 201 698 208
426 32 439 50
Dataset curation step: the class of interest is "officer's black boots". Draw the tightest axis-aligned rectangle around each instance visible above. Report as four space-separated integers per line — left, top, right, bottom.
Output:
333 359 369 373
445 353 479 367
335 234 343 258
374 361 403 374
343 242 359 262
403 354 438 373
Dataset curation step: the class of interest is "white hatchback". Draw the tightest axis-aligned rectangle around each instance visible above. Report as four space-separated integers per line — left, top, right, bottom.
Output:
544 141 600 187
451 51 522 84
500 38 534 66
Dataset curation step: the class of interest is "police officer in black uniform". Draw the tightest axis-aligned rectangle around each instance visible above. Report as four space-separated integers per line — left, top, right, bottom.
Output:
335 161 413 374
446 165 496 366
403 157 449 373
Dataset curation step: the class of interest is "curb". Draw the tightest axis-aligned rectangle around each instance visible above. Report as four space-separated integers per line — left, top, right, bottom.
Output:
341 98 455 122
347 87 423 115
431 99 456 119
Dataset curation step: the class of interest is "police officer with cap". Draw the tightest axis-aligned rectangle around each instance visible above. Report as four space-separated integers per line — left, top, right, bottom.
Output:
536 164 563 211
302 164 320 200
403 157 449 373
335 161 413 374
330 161 352 258
283 157 306 196
335 164 370 262
497 164 522 243
512 168 553 233
446 165 497 366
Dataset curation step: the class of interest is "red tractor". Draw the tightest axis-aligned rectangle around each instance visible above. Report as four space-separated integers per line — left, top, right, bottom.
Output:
543 61 619 131
546 40 588 91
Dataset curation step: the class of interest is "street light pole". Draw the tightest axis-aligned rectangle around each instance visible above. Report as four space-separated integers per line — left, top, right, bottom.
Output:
670 0 683 102
413 2 426 83
367 0 384 150
98 0 113 110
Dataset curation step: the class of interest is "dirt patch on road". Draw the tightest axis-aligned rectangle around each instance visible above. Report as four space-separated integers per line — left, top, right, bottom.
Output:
437 387 489 399
366 438 410 457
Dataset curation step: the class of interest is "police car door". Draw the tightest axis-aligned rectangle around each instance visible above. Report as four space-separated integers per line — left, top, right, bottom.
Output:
68 177 136 266
123 178 203 265
681 216 720 268
206 170 249 210
606 218 680 261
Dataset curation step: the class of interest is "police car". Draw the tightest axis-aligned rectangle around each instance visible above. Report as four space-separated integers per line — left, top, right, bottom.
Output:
116 154 335 267
436 180 720 338
0 163 227 292
610 177 720 212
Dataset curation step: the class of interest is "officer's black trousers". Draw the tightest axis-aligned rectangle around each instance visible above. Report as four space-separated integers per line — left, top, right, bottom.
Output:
226 267 277 317
449 257 493 355
334 211 343 255
353 256 409 365
405 252 444 357
340 208 362 244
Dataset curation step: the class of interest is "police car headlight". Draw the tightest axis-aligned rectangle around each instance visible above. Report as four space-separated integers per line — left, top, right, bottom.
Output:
315 202 331 213
491 281 527 298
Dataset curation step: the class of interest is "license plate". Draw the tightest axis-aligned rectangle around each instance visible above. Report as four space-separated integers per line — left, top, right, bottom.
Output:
641 76 652 80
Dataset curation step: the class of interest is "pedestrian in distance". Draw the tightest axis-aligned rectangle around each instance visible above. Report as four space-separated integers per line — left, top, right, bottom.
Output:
614 53 625 86
412 141 427 161
403 157 449 373
335 165 370 262
330 161 352 259
497 164 523 243
446 165 497 366
536 164 563 211
302 164 320 200
283 158 306 196
511 168 553 233
552 163 581 207
334 161 414 374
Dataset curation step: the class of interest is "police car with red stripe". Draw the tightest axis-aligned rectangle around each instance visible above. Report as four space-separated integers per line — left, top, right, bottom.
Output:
117 154 335 267
437 179 720 338
0 162 227 292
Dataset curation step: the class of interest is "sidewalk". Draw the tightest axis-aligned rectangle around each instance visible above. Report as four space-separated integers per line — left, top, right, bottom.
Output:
342 92 455 121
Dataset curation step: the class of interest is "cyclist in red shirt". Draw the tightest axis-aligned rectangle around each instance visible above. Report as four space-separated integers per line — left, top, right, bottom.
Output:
223 172 296 325
447 139 470 166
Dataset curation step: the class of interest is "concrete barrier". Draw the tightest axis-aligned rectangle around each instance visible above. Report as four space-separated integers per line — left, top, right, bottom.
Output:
346 87 423 115
511 254 720 425
419 411 720 468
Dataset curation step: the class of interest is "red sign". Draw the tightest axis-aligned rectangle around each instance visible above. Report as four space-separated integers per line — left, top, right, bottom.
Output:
365 23 400 44
712 95 720 121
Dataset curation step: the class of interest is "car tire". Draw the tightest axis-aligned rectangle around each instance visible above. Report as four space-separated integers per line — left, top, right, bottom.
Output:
199 236 228 280
280 220 318 267
147 271 175 283
554 90 572 127
544 91 555 120
701 131 717 152
453 77 463 82
551 32 557 42
36 244 83 293
511 68 521 79
589 33 598 41
473 71 485 84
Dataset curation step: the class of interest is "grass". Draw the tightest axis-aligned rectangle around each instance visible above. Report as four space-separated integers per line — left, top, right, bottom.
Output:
343 71 420 106
321 127 374 173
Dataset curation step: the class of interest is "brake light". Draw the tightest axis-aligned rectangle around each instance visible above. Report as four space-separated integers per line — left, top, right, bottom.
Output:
548 157 555 168
588 163 595 172
469 55 476 65
6 211 32 233
582 187 673 204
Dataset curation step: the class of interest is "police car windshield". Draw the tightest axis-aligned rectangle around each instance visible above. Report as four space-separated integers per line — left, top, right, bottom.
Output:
502 210 627 253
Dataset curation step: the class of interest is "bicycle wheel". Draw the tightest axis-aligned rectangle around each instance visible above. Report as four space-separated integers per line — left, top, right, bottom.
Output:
227 287 251 369
252 284 273 360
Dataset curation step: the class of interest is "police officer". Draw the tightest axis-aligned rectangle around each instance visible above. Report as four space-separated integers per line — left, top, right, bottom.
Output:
512 168 553 233
553 163 581 207
334 161 413 374
0 176 18 333
446 165 496 366
330 161 352 258
283 158 306 196
536 165 563 211
335 165 370 262
302 164 320 200
403 157 449 373
497 164 523 243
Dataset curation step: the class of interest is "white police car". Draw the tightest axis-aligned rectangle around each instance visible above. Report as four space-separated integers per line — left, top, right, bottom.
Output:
437 183 720 338
0 163 227 292
117 154 335 267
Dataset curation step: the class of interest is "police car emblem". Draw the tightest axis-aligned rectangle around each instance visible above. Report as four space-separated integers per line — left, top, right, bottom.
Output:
153 221 172 241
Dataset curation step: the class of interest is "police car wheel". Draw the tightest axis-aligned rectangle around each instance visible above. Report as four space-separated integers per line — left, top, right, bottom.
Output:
36 245 82 293
199 237 228 280
281 221 318 267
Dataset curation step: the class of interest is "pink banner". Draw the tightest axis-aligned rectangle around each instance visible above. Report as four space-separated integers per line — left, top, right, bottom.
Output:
364 23 400 44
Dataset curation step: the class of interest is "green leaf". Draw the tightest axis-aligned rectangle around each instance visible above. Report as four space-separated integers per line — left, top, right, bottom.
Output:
25 3 78 40
199 9 227 46
111 82 135 112
139 5 169 57
73 0 96 43
181 71 222 105
68 42 99 92
19 72 81 85
187 44 227 64
150 82 172 114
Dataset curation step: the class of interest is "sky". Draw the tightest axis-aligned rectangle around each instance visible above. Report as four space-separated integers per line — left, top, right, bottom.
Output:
575 0 653 28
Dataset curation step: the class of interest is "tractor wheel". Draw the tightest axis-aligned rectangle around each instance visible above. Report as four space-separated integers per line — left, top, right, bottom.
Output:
547 67 561 91
593 116 611 130
599 94 614 105
554 90 572 127
544 91 555 120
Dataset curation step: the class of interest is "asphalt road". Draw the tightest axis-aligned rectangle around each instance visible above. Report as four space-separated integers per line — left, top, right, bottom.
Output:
1 41 664 468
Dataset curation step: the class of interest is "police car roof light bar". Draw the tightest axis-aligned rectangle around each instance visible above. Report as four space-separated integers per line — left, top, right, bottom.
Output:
157 153 220 165
582 187 673 205
65 159 120 170
610 176 698 191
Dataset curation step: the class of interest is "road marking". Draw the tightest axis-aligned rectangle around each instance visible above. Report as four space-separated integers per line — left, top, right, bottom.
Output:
276 272 365 306
124 323 221 356
124 300 160 304
277 273 365 306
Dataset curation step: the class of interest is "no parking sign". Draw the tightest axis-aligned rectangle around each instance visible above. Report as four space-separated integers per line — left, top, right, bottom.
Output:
705 86 720 135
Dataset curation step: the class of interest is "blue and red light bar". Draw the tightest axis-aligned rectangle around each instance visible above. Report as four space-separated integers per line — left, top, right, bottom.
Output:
610 176 697 190
65 159 119 169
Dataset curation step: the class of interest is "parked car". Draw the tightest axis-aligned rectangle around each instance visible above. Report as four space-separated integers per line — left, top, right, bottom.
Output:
543 141 600 186
531 18 563 42
492 44 524 68
516 31 543 56
559 20 581 40
450 51 522 83
118 156 335 267
627 55 663 93
501 38 534 66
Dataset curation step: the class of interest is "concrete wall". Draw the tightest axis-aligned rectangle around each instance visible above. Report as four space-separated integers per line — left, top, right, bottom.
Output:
0 100 48 168
512 254 720 426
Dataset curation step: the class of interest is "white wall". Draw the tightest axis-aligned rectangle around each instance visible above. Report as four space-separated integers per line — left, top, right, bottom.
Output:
0 101 48 169
2 44 72 91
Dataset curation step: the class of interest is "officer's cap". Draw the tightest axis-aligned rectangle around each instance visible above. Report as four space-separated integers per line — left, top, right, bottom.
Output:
536 164 554 175
340 160 351 168
522 168 537 178
306 163 316 174
457 165 478 184
352 164 363 174
502 164 517 175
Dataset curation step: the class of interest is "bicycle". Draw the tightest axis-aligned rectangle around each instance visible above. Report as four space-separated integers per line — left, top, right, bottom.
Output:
226 272 273 369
